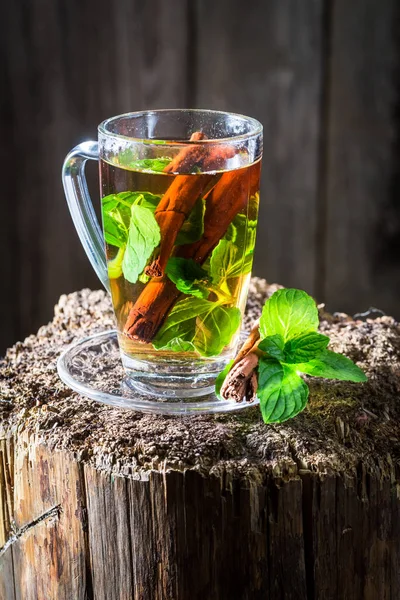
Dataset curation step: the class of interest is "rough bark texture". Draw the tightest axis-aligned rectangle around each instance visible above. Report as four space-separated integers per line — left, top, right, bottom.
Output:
1 277 400 600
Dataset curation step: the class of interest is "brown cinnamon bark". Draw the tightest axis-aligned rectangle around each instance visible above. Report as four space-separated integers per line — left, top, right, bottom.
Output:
221 352 259 403
124 167 251 341
145 132 213 278
220 320 261 403
146 135 238 278
220 283 285 402
163 131 206 174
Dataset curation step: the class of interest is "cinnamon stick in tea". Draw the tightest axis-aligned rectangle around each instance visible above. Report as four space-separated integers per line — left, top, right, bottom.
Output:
124 167 251 342
145 132 212 278
146 137 236 278
162 131 206 173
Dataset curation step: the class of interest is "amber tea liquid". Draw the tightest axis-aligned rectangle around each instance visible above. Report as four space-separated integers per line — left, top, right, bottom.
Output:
100 154 260 390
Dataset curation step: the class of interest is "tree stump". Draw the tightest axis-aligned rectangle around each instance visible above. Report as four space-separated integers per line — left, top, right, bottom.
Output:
1 278 400 600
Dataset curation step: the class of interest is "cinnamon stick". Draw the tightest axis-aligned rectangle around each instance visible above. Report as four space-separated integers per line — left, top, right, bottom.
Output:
124 167 251 342
220 284 284 403
145 132 213 278
220 321 261 403
163 131 206 174
146 135 237 278
220 352 259 403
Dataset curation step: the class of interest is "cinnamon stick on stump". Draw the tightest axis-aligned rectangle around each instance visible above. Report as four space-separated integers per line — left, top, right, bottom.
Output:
220 321 260 403
220 283 285 403
124 167 251 342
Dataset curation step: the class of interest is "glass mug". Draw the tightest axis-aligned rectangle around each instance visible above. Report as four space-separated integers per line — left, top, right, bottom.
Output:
62 109 263 399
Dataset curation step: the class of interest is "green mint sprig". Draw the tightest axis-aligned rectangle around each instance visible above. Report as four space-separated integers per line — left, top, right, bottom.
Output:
218 288 367 424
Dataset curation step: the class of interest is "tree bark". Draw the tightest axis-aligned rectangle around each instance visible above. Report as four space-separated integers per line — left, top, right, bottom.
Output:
0 278 399 600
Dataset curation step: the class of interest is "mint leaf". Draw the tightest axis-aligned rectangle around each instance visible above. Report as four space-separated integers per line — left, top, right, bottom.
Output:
259 288 319 341
134 192 162 211
118 152 171 173
176 197 205 246
107 247 125 279
295 350 367 382
153 297 240 357
210 240 254 285
225 211 257 250
283 332 329 363
102 191 161 248
102 192 135 248
257 357 309 423
194 305 241 357
258 334 285 361
210 240 237 284
209 205 258 285
165 257 209 299
215 360 235 400
122 205 161 283
153 298 213 352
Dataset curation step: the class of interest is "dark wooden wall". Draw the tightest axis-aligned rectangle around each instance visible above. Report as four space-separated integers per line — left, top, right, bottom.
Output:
1 0 399 353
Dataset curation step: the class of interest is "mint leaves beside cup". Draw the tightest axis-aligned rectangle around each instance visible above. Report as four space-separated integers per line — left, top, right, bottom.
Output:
217 288 367 424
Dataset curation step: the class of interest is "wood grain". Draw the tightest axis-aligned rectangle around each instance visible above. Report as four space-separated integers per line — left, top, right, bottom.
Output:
195 0 324 295
322 0 400 316
3 438 400 599
84 468 133 600
0 439 15 600
10 431 89 600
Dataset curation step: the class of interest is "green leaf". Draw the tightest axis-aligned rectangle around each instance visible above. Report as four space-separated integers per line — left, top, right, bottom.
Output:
210 240 254 285
165 257 210 299
215 360 235 401
194 305 241 357
102 192 135 248
209 206 258 285
295 350 367 382
102 191 161 248
210 240 237 284
118 152 172 173
153 297 241 357
225 213 257 251
258 334 285 361
153 298 213 352
138 272 150 284
257 357 309 423
134 192 162 211
284 332 329 363
107 247 125 279
259 288 319 342
176 197 205 245
122 205 161 283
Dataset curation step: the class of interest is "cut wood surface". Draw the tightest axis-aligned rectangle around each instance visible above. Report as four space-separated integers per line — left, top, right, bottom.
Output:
1 278 400 599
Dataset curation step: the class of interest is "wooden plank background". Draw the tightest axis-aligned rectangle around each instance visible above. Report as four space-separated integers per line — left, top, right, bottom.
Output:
1 0 399 353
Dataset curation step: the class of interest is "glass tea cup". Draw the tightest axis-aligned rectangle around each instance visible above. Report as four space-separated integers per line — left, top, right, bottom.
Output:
62 109 263 398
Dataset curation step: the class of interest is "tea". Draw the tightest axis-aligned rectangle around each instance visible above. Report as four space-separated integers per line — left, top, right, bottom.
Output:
100 144 260 375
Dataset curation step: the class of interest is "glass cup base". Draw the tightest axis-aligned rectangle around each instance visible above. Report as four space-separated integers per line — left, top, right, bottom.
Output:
57 330 259 416
120 350 230 398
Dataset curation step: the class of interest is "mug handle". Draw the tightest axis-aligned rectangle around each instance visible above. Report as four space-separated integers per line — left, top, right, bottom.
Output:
62 141 110 292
